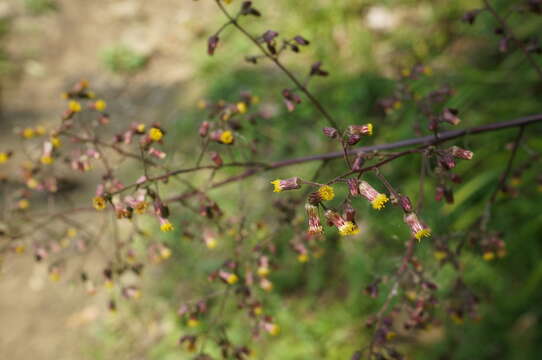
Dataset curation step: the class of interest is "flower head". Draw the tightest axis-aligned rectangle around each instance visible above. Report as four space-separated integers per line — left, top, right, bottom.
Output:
324 210 360 236
68 100 82 113
22 128 35 139
0 151 11 164
40 155 54 165
404 213 431 241
271 177 302 193
305 203 323 235
159 218 174 232
348 123 373 136
93 196 107 210
236 102 247 114
149 127 164 142
317 185 335 201
219 130 234 144
358 181 389 210
95 100 107 112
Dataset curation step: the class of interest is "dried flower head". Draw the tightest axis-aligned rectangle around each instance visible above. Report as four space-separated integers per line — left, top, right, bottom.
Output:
305 203 323 235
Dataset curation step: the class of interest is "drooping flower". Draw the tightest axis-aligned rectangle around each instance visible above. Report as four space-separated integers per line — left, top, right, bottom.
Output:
271 177 302 193
159 218 174 232
219 270 239 285
450 146 474 160
348 123 373 136
324 210 360 236
305 203 323 235
236 102 247 114
358 181 389 210
0 151 11 164
404 213 431 241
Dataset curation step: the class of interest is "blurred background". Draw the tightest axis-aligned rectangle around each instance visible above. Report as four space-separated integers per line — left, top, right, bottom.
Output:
0 0 541 359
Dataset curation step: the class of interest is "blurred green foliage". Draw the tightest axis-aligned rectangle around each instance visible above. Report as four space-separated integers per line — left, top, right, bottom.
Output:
24 0 58 16
90 1 542 359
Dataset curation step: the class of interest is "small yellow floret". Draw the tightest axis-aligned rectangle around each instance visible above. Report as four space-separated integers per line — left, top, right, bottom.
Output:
257 266 270 277
22 128 35 139
219 130 234 144
69 100 82 112
271 179 282 193
149 127 164 141
483 251 495 261
92 196 107 210
40 155 54 165
434 251 447 261
27 178 39 189
67 228 77 238
414 228 431 241
95 100 107 111
226 274 239 285
18 199 30 209
371 193 389 210
318 185 335 201
136 123 146 133
236 102 247 114
187 318 199 328
297 254 309 263
254 306 263 315
160 247 172 259
338 221 360 236
15 244 26 254
51 137 61 148
35 126 46 135
160 222 174 232
206 238 217 249
366 123 373 136
267 324 281 336
0 152 10 164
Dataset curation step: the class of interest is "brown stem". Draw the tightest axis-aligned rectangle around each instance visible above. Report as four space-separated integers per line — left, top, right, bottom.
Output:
165 113 542 203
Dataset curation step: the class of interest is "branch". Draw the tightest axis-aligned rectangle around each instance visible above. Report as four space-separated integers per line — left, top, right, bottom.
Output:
166 113 542 203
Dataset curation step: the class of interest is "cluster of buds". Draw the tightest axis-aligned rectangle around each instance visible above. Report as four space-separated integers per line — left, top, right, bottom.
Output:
346 123 373 145
324 210 360 236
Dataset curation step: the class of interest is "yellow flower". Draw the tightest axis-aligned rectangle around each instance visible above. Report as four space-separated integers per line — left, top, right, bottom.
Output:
92 196 107 210
414 228 431 241
27 178 39 189
318 185 335 201
18 199 30 209
434 251 447 261
134 201 148 215
271 179 282 192
160 247 172 259
365 123 373 136
67 228 77 238
69 100 82 112
393 101 402 110
40 155 54 165
35 126 46 136
483 251 495 261
260 278 273 292
160 221 174 232
226 273 239 285
22 128 35 139
401 68 411 77
338 221 360 236
223 0 234 4
51 136 61 148
87 91 96 99
14 244 26 254
197 99 207 109
0 152 10 164
236 102 247 114
253 306 263 315
423 66 433 76
149 127 164 141
206 238 217 249
187 318 199 328
371 193 389 210
267 324 281 336
136 123 146 133
219 130 234 144
257 266 270 277
95 99 107 111
386 331 396 340
297 254 309 263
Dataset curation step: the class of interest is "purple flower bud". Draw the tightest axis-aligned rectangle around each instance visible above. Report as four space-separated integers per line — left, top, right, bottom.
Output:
450 146 474 160
322 127 338 139
399 195 413 213
208 35 219 56
294 35 310 46
442 108 461 125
